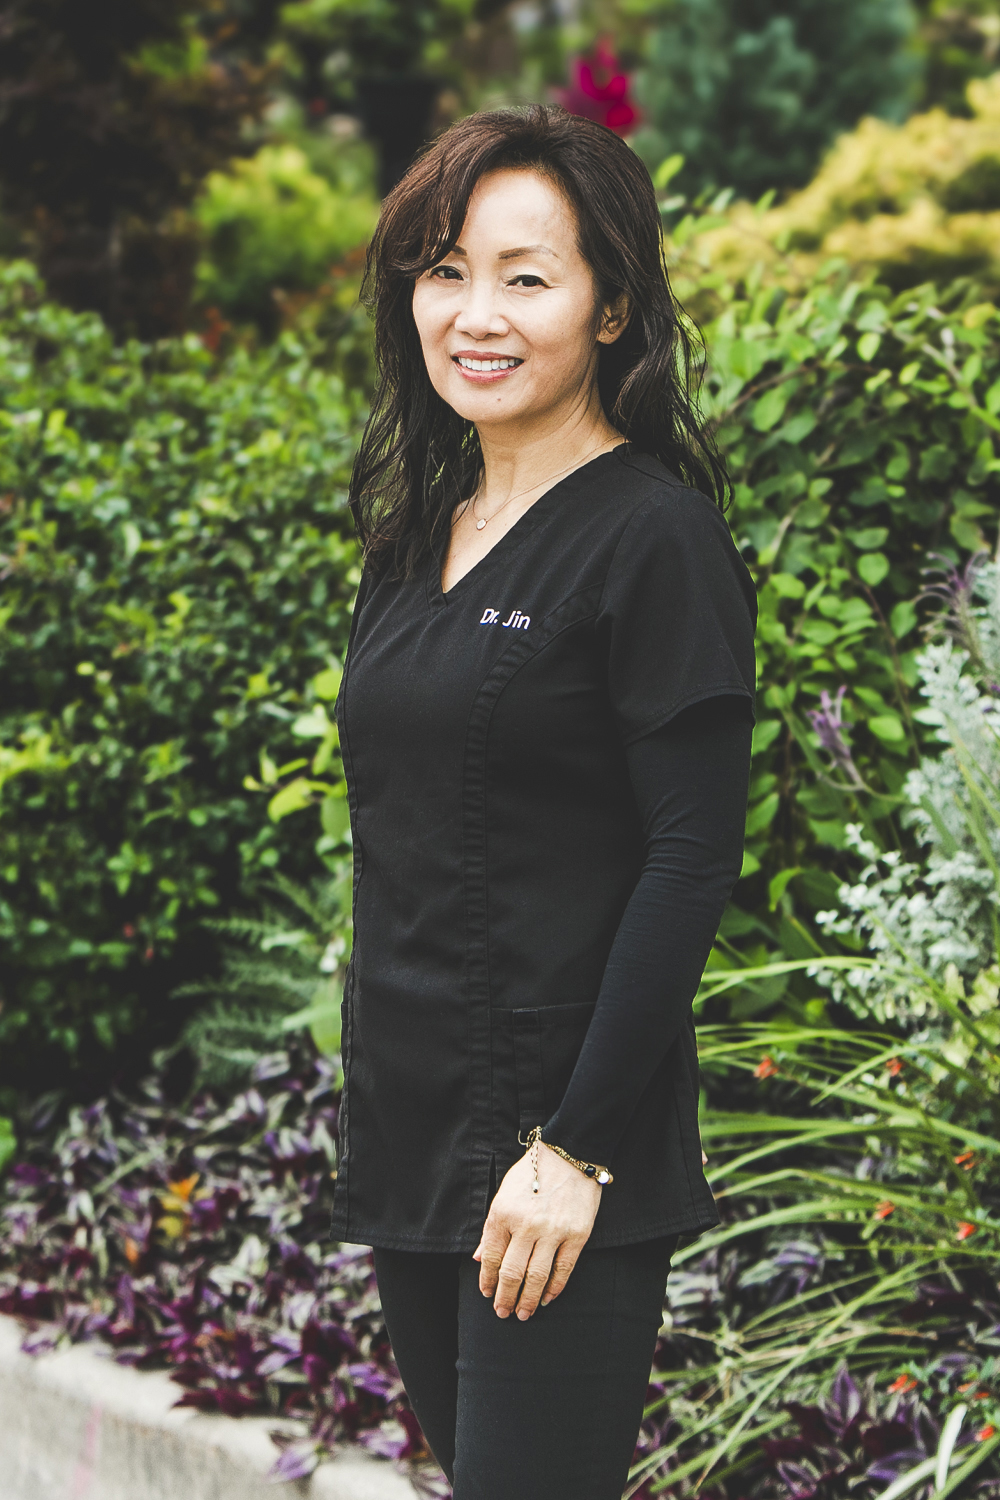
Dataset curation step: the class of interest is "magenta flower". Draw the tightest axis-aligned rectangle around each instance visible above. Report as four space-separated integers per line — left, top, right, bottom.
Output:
555 39 639 136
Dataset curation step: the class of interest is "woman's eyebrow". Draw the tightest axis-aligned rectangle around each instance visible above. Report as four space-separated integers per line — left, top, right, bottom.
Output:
442 244 559 262
498 244 559 261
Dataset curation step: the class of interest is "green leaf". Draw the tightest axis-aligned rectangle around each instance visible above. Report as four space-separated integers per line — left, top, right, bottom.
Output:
267 777 316 822
868 713 905 742
319 793 351 845
751 384 792 433
856 331 881 361
745 792 780 837
767 867 800 910
653 152 685 190
890 600 917 639
845 526 889 550
0 1117 15 1175
312 666 342 701
857 551 889 585
770 572 806 599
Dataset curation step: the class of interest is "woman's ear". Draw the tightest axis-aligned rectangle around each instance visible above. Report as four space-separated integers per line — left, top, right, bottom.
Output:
597 292 631 345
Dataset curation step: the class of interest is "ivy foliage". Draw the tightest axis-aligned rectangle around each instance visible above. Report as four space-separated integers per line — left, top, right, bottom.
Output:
0 261 362 1083
693 267 1000 1005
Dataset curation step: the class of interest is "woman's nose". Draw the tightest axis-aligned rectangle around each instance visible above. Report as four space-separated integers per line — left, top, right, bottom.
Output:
453 281 508 341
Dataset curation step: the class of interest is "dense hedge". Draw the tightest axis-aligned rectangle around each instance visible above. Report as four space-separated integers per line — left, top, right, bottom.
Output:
0 262 362 1085
688 267 1000 1009
3 251 1000 1079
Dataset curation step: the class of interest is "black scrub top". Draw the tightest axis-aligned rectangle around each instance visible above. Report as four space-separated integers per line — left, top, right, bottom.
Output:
332 446 756 1252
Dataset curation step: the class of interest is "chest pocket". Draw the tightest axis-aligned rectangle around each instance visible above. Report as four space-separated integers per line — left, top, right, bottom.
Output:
511 1001 597 1134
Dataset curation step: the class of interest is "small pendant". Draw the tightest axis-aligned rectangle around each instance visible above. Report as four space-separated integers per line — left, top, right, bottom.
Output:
476 518 487 530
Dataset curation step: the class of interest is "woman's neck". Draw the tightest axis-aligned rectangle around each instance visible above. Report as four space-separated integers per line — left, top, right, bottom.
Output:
474 395 621 506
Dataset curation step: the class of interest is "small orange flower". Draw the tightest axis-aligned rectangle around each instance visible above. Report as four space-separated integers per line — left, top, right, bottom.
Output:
959 1381 976 1392
124 1237 141 1266
979 1425 996 1441
886 1057 903 1076
754 1055 778 1080
167 1173 200 1202
889 1374 918 1393
957 1221 978 1241
874 1201 896 1219
954 1150 976 1170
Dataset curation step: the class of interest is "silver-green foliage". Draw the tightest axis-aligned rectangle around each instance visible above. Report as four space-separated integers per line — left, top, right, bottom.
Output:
819 561 1000 1022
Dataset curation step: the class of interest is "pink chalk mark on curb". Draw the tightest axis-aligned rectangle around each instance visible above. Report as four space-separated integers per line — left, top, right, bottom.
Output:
71 1403 102 1500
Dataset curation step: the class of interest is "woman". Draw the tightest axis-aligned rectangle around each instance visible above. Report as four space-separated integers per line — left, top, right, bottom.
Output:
333 105 756 1499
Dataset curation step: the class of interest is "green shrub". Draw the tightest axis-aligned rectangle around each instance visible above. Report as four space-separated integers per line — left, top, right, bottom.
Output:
674 73 1000 294
688 268 1000 1011
632 0 919 202
193 144 379 324
0 261 362 1084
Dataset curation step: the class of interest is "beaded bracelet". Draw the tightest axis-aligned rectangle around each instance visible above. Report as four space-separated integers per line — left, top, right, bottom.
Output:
519 1125 614 1193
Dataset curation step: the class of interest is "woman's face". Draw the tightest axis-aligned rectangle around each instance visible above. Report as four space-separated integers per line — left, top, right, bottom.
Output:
411 168 621 435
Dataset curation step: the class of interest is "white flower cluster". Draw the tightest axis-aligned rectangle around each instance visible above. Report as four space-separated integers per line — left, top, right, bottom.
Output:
816 562 1000 1024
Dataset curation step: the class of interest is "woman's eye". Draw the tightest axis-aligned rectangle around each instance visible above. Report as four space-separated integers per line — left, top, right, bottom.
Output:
430 265 463 280
510 274 545 288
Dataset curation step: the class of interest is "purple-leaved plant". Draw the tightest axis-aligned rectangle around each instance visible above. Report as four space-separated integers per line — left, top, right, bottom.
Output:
0 1048 439 1485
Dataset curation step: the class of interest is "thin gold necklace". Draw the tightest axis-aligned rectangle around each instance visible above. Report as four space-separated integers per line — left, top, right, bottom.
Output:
468 444 611 531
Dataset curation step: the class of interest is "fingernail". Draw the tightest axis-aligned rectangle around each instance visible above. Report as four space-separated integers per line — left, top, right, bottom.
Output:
540 1297 550 1307
517 1310 529 1320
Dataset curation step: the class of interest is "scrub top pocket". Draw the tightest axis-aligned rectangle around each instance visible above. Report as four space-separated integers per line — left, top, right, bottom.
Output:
511 1002 597 1136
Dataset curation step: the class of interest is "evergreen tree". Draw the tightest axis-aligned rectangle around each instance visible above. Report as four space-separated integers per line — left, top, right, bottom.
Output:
632 0 921 200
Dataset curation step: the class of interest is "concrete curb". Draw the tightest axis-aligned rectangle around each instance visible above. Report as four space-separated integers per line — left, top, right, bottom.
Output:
0 1314 417 1500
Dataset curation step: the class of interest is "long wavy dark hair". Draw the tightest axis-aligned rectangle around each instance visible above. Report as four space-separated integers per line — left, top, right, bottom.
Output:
350 104 730 577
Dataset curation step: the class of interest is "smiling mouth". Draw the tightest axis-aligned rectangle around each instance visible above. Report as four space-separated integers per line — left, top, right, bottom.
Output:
453 355 524 373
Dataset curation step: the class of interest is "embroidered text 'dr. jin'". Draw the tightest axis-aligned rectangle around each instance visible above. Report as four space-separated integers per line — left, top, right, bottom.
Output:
480 608 530 629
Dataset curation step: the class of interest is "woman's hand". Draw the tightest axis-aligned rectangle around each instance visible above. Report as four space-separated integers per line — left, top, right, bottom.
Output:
473 1143 601 1320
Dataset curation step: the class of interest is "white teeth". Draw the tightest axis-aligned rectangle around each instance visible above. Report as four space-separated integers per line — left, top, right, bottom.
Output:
456 356 521 371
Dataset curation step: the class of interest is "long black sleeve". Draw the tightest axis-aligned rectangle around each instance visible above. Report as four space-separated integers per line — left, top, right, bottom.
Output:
542 694 752 1167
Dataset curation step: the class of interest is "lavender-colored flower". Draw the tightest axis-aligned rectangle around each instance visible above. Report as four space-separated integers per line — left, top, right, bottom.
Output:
919 552 990 665
807 686 866 786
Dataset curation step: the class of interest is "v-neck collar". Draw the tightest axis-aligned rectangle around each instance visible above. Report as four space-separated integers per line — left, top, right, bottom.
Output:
426 447 626 610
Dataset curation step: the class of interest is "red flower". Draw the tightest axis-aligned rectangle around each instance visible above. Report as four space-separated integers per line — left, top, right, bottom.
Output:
555 39 639 136
754 1055 779 1079
954 1150 976 1170
956 1221 978 1240
122 923 135 939
889 1374 917 1393
886 1057 903 1076
979 1425 997 1441
874 1201 895 1220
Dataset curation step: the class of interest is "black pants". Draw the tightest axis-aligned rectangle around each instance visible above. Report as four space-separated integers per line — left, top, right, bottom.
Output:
373 1237 676 1500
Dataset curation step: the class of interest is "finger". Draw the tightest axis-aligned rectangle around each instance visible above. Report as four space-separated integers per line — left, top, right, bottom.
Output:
472 1240 482 1262
514 1242 558 1320
477 1220 511 1298
493 1237 533 1319
540 1240 583 1307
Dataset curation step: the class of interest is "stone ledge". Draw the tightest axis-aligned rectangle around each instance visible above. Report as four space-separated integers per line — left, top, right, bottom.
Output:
0 1314 416 1500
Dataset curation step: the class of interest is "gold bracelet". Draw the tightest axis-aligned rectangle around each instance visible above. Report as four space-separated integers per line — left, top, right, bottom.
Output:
519 1126 613 1193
